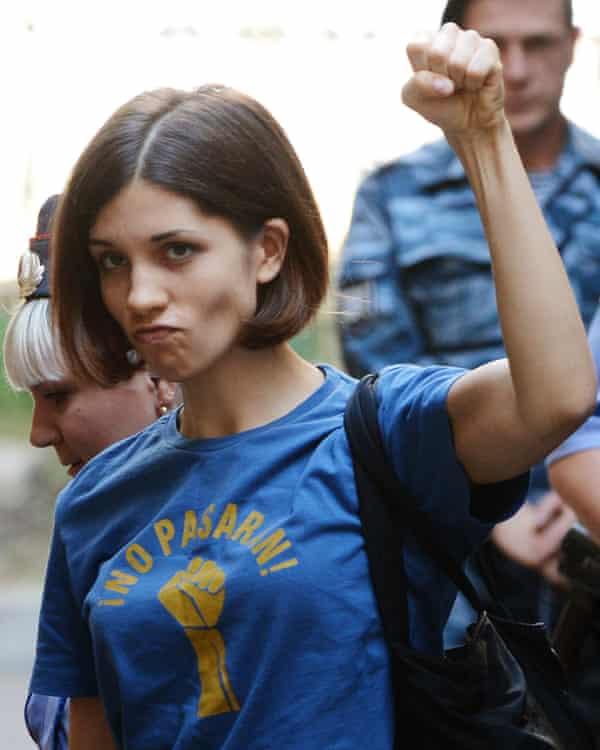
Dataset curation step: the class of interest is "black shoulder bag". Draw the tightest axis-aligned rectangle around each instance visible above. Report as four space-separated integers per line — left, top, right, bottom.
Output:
344 373 595 750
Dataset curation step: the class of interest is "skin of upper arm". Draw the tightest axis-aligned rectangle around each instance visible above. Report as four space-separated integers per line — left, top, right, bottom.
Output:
447 359 567 485
69 697 116 750
548 449 600 543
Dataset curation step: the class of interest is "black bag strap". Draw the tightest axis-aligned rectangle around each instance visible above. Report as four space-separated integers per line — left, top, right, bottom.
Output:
344 375 410 644
344 373 486 620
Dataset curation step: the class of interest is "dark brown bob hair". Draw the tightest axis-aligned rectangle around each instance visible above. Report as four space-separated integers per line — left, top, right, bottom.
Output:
52 85 329 385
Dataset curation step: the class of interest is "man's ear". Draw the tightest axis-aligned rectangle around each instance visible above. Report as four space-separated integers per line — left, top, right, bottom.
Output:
567 26 581 66
255 218 289 284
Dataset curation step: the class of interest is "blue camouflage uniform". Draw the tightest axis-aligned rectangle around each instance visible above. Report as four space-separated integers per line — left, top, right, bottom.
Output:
337 121 600 498
338 122 600 372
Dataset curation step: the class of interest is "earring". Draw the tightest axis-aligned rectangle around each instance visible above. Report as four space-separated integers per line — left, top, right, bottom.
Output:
159 404 168 416
127 349 140 365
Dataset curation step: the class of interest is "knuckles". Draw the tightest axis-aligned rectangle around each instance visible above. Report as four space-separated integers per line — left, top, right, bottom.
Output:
409 25 500 75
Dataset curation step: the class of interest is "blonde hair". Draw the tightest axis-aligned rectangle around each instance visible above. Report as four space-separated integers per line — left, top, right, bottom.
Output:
3 298 68 390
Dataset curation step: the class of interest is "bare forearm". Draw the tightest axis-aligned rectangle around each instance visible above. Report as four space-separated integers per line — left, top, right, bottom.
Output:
403 25 595 483
449 121 595 439
69 697 116 750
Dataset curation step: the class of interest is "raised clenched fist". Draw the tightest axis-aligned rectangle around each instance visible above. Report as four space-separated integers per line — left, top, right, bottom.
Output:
402 23 505 137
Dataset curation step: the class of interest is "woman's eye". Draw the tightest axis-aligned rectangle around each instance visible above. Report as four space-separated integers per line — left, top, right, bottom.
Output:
165 243 194 261
46 391 70 406
98 252 127 271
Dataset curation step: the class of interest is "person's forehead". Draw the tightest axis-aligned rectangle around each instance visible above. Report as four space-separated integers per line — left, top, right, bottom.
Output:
91 180 202 240
463 0 568 37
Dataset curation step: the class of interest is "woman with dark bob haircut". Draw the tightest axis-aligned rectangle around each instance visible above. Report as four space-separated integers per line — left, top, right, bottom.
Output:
30 25 596 750
52 84 328 385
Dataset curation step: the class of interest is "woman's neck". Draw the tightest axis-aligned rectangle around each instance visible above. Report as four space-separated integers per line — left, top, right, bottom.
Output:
178 344 324 439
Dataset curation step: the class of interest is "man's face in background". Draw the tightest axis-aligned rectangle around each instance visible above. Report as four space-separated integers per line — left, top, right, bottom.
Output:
463 0 578 138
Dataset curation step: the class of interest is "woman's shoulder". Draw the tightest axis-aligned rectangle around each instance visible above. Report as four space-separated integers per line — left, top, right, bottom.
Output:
315 362 466 427
373 364 467 477
375 363 466 411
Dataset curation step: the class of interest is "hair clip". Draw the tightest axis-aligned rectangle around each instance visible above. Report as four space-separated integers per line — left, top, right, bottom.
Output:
17 250 45 299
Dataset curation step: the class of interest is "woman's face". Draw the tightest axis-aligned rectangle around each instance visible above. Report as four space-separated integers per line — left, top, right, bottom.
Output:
29 371 163 476
89 180 279 383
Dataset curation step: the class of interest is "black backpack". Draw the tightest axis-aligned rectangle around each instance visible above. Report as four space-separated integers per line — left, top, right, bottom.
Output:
344 373 595 750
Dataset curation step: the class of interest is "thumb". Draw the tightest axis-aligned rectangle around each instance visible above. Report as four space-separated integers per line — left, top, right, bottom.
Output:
402 71 455 109
477 62 504 101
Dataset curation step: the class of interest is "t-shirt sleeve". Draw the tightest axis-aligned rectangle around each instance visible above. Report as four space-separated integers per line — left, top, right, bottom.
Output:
546 404 600 465
376 364 529 560
546 307 600 465
29 522 98 698
24 693 68 748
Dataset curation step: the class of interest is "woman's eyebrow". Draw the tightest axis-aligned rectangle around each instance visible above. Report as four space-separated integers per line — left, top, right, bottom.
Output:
150 229 202 242
89 237 114 247
89 228 204 246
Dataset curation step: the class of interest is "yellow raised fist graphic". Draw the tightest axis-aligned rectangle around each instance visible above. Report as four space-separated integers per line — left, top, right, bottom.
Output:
159 557 226 628
159 557 240 717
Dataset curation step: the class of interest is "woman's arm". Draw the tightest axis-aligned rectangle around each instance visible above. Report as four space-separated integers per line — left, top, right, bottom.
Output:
69 698 116 750
402 24 596 484
546 306 600 543
549 452 600 543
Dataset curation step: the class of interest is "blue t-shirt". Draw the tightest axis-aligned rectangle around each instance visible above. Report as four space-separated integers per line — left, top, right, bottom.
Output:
30 364 526 749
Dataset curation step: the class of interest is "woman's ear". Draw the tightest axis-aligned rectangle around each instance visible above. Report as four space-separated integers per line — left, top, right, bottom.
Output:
151 377 180 415
255 219 289 284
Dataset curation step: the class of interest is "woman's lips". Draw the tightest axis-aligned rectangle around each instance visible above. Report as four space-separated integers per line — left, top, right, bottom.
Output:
68 461 84 477
134 326 178 345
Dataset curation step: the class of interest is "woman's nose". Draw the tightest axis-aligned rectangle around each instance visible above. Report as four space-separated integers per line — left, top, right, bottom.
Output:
29 400 61 448
126 264 169 316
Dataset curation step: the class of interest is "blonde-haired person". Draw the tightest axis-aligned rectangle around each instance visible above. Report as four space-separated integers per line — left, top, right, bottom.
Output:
3 195 179 750
30 27 596 750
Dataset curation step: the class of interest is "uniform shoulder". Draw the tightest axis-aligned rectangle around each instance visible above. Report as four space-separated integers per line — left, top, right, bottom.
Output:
363 138 456 186
569 123 600 170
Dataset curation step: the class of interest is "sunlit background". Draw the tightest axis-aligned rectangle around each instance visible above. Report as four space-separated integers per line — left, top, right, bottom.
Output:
1 0 599 287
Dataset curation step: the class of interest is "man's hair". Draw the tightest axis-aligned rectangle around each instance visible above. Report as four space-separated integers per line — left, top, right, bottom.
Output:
441 0 573 29
52 85 330 386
